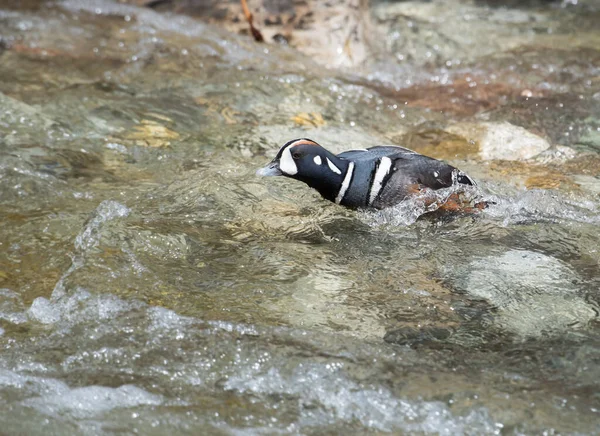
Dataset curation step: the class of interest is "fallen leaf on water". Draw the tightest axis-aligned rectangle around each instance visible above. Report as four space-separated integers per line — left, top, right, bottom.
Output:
291 112 325 128
221 107 240 124
195 97 240 124
194 97 210 105
124 119 179 148
525 175 563 189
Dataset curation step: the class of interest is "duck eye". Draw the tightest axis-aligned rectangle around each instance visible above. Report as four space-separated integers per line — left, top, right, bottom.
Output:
292 152 302 159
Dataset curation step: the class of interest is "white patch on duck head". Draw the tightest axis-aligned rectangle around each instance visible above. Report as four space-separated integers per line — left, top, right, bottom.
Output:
326 157 342 174
313 155 322 165
279 145 298 175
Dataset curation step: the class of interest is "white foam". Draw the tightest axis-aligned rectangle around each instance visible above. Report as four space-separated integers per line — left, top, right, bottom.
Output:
360 183 482 227
484 189 600 226
24 384 163 418
148 306 196 334
47 200 131 300
28 297 62 324
0 288 28 325
0 369 70 397
29 288 140 326
224 364 498 434
74 200 130 251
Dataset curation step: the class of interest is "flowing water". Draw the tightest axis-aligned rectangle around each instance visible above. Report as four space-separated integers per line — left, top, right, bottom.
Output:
1 0 599 434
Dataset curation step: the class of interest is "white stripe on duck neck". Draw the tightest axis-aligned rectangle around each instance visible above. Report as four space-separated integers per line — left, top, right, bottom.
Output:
326 157 342 174
335 162 355 204
368 156 392 206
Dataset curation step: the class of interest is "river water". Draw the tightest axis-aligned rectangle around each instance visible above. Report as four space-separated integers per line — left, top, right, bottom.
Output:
1 0 599 434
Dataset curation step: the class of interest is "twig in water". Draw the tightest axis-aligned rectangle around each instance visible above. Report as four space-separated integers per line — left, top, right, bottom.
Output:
240 0 264 42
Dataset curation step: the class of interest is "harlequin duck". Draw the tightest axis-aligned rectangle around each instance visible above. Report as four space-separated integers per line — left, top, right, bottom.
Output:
257 138 481 211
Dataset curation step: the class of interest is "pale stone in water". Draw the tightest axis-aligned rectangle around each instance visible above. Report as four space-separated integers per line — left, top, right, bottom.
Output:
452 250 596 338
448 121 551 161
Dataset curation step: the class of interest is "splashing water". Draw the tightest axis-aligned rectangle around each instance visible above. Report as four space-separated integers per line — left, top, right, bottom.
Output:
358 182 485 227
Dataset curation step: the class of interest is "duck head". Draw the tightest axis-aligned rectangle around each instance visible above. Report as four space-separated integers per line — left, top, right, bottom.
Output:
257 138 349 203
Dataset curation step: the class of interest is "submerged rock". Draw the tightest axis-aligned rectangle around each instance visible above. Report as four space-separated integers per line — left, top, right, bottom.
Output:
447 121 551 161
449 249 596 338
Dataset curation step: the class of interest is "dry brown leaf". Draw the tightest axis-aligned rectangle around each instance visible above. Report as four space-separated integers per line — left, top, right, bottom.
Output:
291 112 325 128
221 107 240 124
124 119 179 148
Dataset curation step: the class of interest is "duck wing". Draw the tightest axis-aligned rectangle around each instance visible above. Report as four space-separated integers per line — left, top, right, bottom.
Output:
373 149 475 209
339 145 474 190
337 145 417 161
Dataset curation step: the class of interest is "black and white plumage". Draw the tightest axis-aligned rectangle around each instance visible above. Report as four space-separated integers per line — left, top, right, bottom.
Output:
257 138 477 210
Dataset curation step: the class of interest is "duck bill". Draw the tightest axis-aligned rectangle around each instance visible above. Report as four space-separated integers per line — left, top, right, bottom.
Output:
256 160 283 177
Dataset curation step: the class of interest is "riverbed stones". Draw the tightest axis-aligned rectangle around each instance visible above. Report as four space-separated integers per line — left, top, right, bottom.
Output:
448 249 597 338
446 121 551 161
